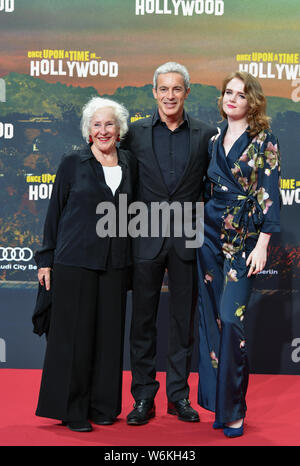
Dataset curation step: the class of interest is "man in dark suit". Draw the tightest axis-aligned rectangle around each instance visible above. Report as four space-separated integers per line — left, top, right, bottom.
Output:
121 62 217 425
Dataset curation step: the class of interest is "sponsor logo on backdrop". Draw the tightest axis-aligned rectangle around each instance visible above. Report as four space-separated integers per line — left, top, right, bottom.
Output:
28 50 119 79
0 247 33 262
0 338 6 363
0 0 14 12
135 0 224 16
291 338 300 363
0 247 36 271
236 52 300 80
258 269 278 276
281 178 300 206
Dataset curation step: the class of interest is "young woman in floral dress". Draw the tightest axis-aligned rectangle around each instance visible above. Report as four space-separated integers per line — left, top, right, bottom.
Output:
197 71 281 437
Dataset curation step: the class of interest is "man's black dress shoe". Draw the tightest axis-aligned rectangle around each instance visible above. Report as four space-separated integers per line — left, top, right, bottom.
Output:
167 399 200 422
127 399 155 425
64 420 93 432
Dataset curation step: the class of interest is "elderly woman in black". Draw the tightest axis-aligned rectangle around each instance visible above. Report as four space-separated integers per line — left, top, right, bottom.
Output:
34 97 136 432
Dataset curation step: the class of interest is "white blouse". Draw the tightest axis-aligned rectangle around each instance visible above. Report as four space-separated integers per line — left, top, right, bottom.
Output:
102 165 122 195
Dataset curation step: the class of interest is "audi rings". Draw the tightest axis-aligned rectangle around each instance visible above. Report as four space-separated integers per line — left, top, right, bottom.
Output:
0 247 33 262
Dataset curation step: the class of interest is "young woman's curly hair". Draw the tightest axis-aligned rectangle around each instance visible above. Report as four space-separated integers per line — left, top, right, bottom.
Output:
218 71 271 137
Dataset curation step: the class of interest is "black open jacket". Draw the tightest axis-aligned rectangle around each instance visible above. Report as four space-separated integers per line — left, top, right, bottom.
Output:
34 145 137 271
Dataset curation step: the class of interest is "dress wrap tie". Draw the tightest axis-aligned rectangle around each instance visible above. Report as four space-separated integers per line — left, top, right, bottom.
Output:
212 190 264 232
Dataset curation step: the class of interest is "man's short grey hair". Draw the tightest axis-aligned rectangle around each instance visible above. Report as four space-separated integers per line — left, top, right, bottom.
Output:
153 62 190 91
81 96 129 143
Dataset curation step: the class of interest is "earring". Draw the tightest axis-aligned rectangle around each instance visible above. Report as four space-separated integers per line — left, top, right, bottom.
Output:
89 135 93 143
117 136 120 142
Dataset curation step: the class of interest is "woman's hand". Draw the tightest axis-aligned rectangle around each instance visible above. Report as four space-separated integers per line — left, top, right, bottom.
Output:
246 232 271 277
38 267 52 291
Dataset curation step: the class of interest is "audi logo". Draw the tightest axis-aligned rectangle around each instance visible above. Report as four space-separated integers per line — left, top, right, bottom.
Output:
0 247 33 262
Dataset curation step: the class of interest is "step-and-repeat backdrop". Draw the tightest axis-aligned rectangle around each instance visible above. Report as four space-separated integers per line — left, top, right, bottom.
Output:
0 0 299 374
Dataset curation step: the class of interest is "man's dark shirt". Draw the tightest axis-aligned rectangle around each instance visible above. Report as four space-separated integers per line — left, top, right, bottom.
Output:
152 110 189 193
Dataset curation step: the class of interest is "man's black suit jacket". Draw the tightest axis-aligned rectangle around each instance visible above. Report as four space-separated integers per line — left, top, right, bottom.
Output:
121 113 217 261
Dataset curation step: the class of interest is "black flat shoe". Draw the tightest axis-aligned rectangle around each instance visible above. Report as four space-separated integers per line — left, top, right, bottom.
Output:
66 420 93 432
127 399 155 425
167 399 200 422
90 416 116 425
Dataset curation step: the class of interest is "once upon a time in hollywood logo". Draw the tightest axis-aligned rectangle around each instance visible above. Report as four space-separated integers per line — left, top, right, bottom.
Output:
237 52 300 80
135 0 224 16
0 0 14 12
26 174 56 201
28 50 118 78
281 179 300 206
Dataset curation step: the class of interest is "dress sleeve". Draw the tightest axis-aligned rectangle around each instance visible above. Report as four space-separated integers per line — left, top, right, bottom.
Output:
256 132 281 233
34 155 72 268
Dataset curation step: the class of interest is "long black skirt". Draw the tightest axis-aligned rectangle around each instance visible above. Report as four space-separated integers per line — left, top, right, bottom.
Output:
36 262 128 422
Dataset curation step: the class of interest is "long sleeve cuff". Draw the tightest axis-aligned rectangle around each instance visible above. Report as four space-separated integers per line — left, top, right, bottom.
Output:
34 249 54 268
260 221 280 234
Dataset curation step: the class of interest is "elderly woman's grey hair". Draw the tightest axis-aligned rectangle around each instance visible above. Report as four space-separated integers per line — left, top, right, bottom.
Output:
153 62 190 91
81 96 129 143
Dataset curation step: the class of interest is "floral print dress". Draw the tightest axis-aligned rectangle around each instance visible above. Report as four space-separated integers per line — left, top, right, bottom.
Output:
197 124 281 424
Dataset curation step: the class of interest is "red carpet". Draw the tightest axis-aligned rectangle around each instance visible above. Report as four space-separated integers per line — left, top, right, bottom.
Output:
0 369 300 446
